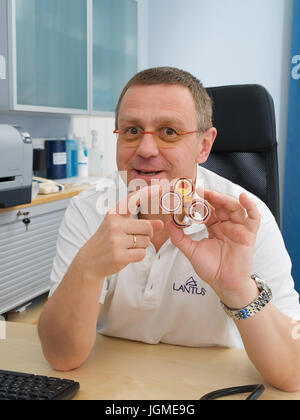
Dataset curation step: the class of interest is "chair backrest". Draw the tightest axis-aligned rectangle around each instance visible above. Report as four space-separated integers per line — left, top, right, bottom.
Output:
202 84 280 227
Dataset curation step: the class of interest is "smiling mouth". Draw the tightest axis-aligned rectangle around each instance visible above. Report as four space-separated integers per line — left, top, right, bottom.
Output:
135 170 164 176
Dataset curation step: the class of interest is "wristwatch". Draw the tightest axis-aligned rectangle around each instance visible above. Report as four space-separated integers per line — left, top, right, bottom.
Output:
221 274 272 321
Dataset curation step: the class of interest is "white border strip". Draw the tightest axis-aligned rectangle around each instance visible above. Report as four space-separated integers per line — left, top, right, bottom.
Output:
0 320 6 340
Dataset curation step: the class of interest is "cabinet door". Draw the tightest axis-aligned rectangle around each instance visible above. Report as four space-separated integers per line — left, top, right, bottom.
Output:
93 0 138 113
15 0 88 110
0 206 67 314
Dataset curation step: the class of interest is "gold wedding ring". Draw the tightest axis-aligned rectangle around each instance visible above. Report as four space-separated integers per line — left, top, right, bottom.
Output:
132 234 137 249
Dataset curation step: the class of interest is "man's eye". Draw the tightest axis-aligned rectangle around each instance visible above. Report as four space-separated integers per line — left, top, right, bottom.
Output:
127 127 140 135
164 127 177 136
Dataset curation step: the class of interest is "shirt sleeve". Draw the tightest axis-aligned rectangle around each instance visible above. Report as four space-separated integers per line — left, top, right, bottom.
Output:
48 194 107 305
48 196 91 298
253 209 300 321
48 179 122 303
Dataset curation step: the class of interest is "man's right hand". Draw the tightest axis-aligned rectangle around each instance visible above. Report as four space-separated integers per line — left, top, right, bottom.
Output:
74 185 164 280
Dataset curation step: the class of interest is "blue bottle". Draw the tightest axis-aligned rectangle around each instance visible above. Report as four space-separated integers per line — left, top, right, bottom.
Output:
45 140 67 180
66 135 78 178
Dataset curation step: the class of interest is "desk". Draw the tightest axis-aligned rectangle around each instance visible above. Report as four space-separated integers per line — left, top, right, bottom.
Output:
1 322 299 400
0 183 90 214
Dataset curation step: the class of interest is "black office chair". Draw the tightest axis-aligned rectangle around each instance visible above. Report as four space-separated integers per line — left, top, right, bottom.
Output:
202 84 280 227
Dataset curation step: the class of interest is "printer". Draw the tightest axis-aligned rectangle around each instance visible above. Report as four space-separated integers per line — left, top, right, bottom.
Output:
0 124 33 208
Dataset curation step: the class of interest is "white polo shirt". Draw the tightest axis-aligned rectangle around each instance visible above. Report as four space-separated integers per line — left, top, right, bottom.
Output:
49 167 300 349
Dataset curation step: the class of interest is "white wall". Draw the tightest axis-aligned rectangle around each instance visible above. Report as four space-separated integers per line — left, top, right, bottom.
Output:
139 0 294 210
1 0 292 198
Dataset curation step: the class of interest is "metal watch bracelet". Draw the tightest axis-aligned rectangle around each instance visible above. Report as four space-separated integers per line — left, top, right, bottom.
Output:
221 274 272 321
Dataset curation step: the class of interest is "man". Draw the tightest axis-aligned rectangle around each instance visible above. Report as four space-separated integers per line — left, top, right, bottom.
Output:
38 67 300 392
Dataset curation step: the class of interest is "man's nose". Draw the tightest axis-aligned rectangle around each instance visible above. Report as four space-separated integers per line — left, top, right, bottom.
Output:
136 133 160 158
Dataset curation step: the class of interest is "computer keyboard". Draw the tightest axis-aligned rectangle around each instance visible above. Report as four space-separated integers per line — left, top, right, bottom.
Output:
0 370 80 400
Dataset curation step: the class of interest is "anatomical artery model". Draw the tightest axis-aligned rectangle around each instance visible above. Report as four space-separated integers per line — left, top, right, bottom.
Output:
160 178 210 228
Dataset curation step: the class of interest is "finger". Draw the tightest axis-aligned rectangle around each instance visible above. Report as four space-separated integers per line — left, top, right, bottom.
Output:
194 186 217 226
109 185 161 217
149 219 165 232
166 221 197 259
204 210 220 229
204 190 247 224
123 218 164 237
212 207 228 222
239 193 259 219
194 187 219 228
108 190 138 217
239 193 261 232
218 220 255 246
199 202 220 229
126 234 151 250
195 185 205 200
126 248 147 263
123 218 154 236
212 205 246 225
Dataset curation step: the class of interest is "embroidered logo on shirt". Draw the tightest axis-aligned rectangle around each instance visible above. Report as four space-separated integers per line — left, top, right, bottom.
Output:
173 276 207 296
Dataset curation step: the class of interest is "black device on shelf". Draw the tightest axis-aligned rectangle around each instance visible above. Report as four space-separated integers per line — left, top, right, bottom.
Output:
0 370 80 400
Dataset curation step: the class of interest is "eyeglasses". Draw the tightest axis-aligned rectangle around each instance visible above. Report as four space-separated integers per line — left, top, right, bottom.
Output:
113 126 200 148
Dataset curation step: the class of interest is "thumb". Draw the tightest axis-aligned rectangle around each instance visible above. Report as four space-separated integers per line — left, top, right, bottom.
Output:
166 221 196 259
150 219 164 232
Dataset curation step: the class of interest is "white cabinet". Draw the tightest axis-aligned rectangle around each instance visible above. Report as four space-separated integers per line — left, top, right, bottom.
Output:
0 0 89 114
0 198 70 315
93 0 138 113
15 0 88 112
0 0 138 115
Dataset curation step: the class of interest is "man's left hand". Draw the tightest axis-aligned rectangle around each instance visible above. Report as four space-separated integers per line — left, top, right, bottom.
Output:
167 189 261 308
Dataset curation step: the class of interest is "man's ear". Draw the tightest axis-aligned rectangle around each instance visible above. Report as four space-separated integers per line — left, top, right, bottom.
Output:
196 127 217 164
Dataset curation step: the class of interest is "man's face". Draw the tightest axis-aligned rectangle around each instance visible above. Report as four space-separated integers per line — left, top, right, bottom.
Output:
116 84 216 187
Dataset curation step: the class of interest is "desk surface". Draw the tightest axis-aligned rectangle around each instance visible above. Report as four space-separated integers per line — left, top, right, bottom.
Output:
0 183 91 214
1 322 299 400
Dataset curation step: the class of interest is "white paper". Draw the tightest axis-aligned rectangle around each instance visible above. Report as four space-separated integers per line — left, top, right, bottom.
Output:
0 321 6 340
53 152 67 166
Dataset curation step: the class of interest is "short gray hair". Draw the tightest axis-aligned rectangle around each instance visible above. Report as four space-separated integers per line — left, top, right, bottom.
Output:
115 67 213 132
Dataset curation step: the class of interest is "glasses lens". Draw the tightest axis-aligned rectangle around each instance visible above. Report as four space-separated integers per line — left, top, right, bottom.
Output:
158 127 180 142
117 128 182 149
118 137 140 147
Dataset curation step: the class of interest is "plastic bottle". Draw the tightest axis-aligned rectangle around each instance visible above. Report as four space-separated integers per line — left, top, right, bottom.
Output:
88 130 104 177
45 140 67 180
77 137 89 177
65 133 78 178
